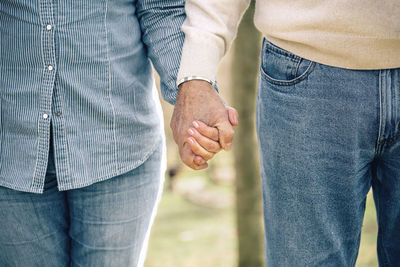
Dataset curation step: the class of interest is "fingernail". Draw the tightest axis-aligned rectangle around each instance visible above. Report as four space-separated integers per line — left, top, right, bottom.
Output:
193 121 199 128
188 137 195 144
234 115 238 124
226 143 232 150
188 128 194 135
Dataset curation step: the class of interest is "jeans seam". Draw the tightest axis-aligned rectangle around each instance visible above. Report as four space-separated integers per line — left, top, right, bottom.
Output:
264 40 302 61
69 214 146 225
266 48 299 63
69 234 138 251
294 59 301 77
378 134 400 146
376 70 384 155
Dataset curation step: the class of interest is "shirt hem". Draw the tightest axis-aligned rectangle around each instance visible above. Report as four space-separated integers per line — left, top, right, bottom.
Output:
57 136 163 192
0 136 163 194
0 180 43 194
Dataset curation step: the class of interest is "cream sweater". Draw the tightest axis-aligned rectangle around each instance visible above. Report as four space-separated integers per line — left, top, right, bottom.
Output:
177 0 400 83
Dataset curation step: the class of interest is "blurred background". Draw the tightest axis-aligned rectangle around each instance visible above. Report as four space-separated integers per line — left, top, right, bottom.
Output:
145 2 379 267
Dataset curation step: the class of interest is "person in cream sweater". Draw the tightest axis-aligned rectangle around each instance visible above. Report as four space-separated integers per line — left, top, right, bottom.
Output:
170 0 400 266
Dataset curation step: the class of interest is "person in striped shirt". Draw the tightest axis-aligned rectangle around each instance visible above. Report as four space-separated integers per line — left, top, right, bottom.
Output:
0 0 235 266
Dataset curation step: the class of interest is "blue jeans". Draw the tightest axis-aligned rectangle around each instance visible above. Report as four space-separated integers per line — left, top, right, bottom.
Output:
257 39 400 266
0 139 165 267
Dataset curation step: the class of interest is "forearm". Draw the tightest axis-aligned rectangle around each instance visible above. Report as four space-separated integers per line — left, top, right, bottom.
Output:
136 0 186 104
177 0 251 83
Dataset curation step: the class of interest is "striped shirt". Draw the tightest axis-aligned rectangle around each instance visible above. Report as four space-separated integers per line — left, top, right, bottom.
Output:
0 0 185 193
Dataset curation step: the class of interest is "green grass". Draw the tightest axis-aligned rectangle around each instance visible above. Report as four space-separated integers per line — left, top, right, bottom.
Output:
145 186 236 267
145 174 378 267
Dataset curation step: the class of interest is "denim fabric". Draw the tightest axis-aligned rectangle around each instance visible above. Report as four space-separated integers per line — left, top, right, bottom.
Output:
257 39 400 266
0 0 184 193
0 138 165 267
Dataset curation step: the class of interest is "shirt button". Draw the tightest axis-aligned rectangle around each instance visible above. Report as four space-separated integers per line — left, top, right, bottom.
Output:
46 24 52 31
48 65 53 71
56 112 62 117
43 114 49 119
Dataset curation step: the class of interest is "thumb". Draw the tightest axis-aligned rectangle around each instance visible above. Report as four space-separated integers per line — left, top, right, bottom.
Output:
226 106 239 126
216 120 235 151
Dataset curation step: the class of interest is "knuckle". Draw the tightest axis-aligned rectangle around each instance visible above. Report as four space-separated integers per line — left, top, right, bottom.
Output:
199 152 209 160
203 142 213 151
197 123 205 131
212 133 219 141
206 145 217 154
191 144 201 154
201 149 212 159
205 126 213 134
211 128 219 135
204 152 214 161
208 143 221 153
208 142 220 152
212 146 221 153
202 155 210 161
198 128 208 136
203 126 212 134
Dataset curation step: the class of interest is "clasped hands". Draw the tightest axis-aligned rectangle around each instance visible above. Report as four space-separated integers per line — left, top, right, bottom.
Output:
170 80 238 170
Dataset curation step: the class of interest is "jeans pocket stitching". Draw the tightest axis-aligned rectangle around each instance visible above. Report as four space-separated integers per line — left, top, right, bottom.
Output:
260 60 316 86
264 41 301 62
260 40 316 86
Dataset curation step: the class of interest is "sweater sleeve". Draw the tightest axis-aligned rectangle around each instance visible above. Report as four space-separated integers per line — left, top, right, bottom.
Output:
177 0 251 83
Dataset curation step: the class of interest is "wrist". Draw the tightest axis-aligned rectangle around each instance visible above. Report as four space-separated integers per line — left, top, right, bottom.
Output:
177 80 217 104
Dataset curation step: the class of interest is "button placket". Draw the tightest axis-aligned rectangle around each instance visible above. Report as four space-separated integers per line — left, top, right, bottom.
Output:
31 0 58 192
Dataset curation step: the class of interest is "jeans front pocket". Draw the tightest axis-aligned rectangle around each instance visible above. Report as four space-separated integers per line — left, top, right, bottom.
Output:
260 39 315 87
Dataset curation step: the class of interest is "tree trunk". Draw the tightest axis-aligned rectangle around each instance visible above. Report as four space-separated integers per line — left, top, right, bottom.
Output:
231 1 265 267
